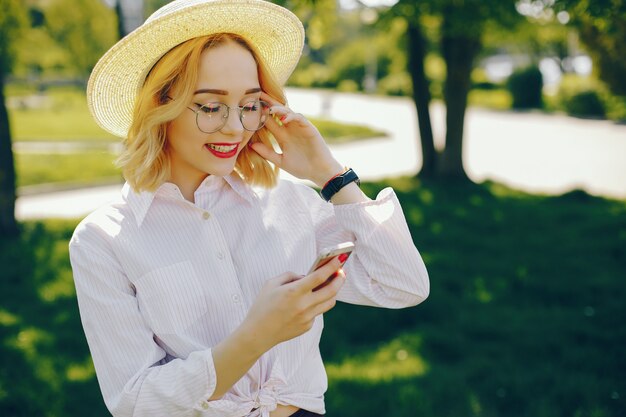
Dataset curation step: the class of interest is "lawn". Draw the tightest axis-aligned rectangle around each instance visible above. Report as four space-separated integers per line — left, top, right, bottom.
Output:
15 152 121 189
1 178 624 417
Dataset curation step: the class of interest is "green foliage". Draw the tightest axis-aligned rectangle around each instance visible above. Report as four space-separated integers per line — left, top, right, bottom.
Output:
3 179 625 416
556 0 626 95
0 220 107 416
44 0 117 76
0 0 28 76
556 74 609 118
507 66 544 109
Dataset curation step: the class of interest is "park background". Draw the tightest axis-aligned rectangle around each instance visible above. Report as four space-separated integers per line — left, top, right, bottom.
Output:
0 0 625 416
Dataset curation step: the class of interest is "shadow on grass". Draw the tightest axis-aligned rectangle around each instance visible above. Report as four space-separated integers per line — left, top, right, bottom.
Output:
0 220 109 417
321 178 626 417
1 179 625 417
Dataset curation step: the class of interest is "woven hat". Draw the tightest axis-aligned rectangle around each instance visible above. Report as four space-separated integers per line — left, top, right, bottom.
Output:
87 0 305 138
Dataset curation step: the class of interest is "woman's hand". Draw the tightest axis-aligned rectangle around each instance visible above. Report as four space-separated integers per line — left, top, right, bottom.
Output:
249 93 344 188
241 257 346 352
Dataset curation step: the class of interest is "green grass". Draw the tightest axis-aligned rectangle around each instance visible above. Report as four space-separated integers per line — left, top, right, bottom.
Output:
7 87 384 143
15 152 121 189
1 178 625 416
468 88 513 110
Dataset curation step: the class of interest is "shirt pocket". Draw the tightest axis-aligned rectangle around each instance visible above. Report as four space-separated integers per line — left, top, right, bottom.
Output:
134 261 208 335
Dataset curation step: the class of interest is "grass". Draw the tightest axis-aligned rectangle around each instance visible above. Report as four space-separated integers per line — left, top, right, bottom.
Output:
7 86 385 143
15 152 121 189
1 178 625 416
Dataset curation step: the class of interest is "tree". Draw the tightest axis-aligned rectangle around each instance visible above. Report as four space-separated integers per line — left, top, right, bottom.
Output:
0 0 27 237
556 0 626 95
392 0 521 180
44 0 116 76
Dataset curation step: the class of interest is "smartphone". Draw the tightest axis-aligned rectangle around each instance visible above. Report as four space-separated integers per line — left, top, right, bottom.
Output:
308 242 355 291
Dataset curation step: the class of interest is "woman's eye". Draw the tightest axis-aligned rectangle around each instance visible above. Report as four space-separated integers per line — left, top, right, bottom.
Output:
199 103 221 113
242 103 259 112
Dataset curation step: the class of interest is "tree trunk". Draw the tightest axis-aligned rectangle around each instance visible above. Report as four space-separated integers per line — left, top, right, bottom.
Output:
407 21 437 178
439 32 480 180
0 75 19 237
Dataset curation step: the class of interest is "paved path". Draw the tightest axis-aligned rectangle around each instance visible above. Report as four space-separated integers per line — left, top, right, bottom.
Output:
15 88 626 220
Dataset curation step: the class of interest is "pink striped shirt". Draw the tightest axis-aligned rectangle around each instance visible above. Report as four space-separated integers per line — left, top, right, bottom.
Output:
69 173 429 417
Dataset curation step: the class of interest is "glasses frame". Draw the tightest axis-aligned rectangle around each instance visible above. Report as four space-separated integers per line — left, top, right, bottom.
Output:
185 100 270 134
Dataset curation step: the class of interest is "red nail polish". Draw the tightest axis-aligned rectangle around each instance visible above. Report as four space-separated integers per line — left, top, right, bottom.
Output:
329 272 339 279
280 115 287 122
338 253 349 263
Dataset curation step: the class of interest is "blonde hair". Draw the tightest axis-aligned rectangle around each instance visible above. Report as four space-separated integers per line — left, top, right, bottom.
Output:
117 33 285 192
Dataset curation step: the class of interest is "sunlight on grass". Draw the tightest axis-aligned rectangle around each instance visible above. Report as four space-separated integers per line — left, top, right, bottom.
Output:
326 337 428 383
66 357 96 382
15 152 120 188
7 327 52 360
38 270 75 302
0 309 20 326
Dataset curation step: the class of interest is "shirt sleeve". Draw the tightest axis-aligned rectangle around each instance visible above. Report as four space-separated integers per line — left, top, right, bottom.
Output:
307 186 430 308
69 222 219 417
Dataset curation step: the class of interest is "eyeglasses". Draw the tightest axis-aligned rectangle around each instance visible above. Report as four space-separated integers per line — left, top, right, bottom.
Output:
185 100 271 133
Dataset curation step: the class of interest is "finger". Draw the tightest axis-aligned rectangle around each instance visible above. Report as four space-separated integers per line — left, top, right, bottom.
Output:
311 268 346 301
260 91 284 106
249 141 283 167
279 112 305 125
310 296 339 317
268 272 302 287
297 257 342 293
268 104 291 117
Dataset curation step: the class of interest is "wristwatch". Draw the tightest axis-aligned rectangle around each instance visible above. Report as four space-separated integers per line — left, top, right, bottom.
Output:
320 168 361 202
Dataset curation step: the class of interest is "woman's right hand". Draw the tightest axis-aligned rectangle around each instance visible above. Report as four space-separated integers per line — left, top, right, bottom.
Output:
242 258 346 352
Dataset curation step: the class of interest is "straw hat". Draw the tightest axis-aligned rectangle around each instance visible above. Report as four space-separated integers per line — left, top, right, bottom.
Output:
87 0 305 138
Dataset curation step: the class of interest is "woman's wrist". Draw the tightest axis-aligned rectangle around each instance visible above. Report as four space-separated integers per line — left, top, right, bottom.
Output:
312 161 345 188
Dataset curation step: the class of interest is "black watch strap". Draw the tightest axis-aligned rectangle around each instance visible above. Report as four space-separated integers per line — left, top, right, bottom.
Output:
320 168 361 202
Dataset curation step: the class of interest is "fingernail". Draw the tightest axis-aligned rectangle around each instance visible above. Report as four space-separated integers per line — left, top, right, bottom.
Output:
338 253 349 263
280 115 287 122
329 271 339 279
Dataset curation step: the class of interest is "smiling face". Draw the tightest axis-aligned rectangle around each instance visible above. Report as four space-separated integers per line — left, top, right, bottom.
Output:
166 40 261 194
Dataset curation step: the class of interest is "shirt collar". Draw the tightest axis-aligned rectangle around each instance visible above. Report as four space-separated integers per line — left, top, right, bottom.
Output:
123 173 257 227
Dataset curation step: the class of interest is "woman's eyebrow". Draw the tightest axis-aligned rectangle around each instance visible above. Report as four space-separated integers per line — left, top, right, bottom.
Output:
193 88 262 95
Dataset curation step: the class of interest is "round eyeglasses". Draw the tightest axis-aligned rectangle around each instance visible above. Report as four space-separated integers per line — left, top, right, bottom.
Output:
186 100 271 133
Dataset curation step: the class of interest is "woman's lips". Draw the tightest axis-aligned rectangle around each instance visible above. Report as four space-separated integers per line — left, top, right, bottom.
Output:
204 142 239 159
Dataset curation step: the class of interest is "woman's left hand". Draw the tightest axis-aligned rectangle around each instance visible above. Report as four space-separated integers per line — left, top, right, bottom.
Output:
249 93 344 187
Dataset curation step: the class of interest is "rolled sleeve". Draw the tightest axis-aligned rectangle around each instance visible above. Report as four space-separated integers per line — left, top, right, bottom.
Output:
310 186 429 308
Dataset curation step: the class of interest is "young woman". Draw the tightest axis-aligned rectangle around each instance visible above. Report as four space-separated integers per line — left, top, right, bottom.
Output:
69 1 429 416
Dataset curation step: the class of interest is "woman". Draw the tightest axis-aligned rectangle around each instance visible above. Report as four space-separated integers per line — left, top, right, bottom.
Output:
70 1 429 416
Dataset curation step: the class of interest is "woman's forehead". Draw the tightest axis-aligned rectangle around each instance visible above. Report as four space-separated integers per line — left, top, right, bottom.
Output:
195 42 259 92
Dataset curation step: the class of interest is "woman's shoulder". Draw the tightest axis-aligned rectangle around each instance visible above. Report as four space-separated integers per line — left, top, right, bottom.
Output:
70 198 133 248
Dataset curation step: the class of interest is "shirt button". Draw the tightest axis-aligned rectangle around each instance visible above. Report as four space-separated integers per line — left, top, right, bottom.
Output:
201 402 209 410
232 294 240 303
202 211 210 220
217 252 224 260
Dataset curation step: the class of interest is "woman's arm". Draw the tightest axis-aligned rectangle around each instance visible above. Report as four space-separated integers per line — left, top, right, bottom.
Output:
70 222 345 416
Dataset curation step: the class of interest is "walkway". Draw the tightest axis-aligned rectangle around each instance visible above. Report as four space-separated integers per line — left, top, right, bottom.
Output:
15 88 626 220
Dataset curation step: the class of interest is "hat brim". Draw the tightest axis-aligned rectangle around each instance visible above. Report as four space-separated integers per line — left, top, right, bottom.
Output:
87 0 304 138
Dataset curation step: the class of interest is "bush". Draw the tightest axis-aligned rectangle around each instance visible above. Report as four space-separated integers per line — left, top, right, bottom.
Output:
564 90 606 118
556 75 609 119
507 66 543 109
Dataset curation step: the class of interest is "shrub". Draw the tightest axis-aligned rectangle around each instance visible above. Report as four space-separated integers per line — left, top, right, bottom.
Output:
556 75 610 119
563 90 606 118
507 66 543 109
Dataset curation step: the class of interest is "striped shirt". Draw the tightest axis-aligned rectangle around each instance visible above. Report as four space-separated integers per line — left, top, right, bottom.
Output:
69 173 429 417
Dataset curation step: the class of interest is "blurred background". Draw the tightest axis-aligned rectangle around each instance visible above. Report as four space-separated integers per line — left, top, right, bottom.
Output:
0 0 625 416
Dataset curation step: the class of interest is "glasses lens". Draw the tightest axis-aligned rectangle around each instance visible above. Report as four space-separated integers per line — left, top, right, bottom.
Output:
196 102 228 133
240 100 270 131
